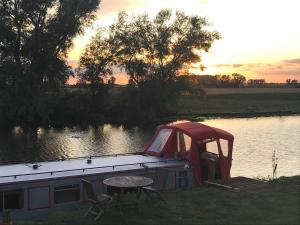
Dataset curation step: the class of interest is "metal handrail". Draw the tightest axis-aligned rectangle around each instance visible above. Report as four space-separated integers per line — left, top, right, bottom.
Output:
0 151 145 166
0 159 180 180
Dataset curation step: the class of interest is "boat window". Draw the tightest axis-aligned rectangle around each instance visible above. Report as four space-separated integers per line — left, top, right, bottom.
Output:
28 186 50 210
0 190 24 211
177 132 192 153
148 129 173 153
219 139 229 157
54 184 80 204
206 141 219 155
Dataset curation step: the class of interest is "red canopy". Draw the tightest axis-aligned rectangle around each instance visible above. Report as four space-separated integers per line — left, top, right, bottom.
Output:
144 122 234 185
166 122 234 141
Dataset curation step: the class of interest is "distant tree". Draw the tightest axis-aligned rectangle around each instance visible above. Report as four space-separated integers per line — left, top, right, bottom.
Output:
78 31 115 106
107 76 116 85
109 9 220 85
176 75 206 97
197 75 218 87
231 73 246 87
215 74 231 87
0 0 100 126
107 9 220 121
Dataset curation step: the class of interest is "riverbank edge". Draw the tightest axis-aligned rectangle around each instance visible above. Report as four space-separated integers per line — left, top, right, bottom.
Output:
1 111 299 131
48 110 300 127
157 110 300 123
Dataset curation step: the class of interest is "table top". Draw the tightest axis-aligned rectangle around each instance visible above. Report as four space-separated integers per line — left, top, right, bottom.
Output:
103 176 153 188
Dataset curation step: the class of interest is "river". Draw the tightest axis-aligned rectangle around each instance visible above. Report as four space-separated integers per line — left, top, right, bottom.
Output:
0 116 299 178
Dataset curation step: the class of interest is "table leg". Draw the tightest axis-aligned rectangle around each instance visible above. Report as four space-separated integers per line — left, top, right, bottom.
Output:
114 193 123 215
135 188 142 212
136 187 142 200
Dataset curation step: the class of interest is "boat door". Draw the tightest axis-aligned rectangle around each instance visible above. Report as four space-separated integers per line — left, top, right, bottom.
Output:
199 138 232 181
217 139 232 180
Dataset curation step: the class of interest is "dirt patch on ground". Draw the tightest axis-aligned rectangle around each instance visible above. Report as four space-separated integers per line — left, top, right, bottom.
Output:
219 176 268 193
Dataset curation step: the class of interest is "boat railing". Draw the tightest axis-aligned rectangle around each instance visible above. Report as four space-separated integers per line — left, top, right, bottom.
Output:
0 151 145 166
0 159 181 180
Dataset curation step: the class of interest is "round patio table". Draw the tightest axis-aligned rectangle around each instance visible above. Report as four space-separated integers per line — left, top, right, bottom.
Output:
103 175 153 189
103 176 153 212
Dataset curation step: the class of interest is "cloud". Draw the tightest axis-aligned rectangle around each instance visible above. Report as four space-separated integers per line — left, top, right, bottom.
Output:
282 58 300 64
232 64 243 68
263 66 300 76
210 60 300 82
215 63 244 68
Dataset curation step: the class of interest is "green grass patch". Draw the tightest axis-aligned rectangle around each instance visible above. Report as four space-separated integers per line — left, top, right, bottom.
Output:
176 93 300 115
14 176 300 225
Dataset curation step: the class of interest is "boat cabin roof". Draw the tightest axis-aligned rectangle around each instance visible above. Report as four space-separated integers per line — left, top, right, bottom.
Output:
0 154 184 186
165 122 234 140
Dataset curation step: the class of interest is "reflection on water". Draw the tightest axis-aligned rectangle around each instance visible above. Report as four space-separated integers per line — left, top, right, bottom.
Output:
0 125 154 164
202 116 300 178
0 116 299 178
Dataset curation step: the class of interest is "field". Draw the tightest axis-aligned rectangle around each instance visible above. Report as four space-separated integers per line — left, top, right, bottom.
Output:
14 176 300 225
62 86 300 123
171 90 300 121
203 87 300 95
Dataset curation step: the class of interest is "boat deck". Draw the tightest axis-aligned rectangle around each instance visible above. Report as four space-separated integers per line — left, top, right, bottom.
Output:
0 155 185 185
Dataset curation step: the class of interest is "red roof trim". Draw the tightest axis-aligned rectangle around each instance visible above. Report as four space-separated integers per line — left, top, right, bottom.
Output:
163 122 234 140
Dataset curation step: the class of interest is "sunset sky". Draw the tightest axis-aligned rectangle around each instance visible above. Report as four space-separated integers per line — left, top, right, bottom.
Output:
67 0 300 84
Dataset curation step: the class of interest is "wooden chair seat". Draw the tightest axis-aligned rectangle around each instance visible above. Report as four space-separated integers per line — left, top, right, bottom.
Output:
97 194 112 202
82 179 113 221
142 186 161 192
142 168 168 203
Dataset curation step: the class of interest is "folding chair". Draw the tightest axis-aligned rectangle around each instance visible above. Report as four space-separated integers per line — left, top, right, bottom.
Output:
142 168 169 203
81 179 113 221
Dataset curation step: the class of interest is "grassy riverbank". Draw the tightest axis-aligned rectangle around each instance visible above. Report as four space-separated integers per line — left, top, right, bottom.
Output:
163 93 300 122
14 175 300 225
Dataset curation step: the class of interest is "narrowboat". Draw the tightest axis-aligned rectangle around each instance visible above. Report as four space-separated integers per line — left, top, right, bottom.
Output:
0 122 234 212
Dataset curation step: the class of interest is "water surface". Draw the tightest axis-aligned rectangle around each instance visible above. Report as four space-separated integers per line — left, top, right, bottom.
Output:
203 116 300 178
0 116 299 178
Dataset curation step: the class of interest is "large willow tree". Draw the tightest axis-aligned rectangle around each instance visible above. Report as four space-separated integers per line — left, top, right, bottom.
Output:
107 9 220 122
109 9 220 85
0 0 100 126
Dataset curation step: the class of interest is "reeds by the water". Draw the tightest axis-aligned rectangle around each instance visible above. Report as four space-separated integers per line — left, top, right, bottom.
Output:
272 149 279 179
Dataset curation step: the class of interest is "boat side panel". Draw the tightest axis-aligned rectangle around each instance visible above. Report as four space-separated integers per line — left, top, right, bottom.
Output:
0 164 194 212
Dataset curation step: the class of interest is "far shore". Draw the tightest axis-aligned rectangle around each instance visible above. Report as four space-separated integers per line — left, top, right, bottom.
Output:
158 91 300 123
203 87 300 95
53 91 300 127
2 89 299 128
158 111 300 124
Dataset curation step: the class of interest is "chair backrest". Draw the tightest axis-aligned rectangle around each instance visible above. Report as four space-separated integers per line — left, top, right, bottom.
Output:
81 179 97 202
153 168 169 190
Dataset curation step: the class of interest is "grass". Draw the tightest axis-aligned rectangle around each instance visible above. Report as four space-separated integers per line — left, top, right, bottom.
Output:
13 176 300 225
158 93 300 123
203 87 300 95
174 93 300 117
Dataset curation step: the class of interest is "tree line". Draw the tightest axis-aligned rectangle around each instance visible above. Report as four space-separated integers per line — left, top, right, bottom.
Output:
0 2 220 127
182 74 247 88
179 74 299 88
0 0 101 127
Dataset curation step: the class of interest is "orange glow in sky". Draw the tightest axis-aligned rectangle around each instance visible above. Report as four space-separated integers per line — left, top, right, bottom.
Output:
67 0 300 84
